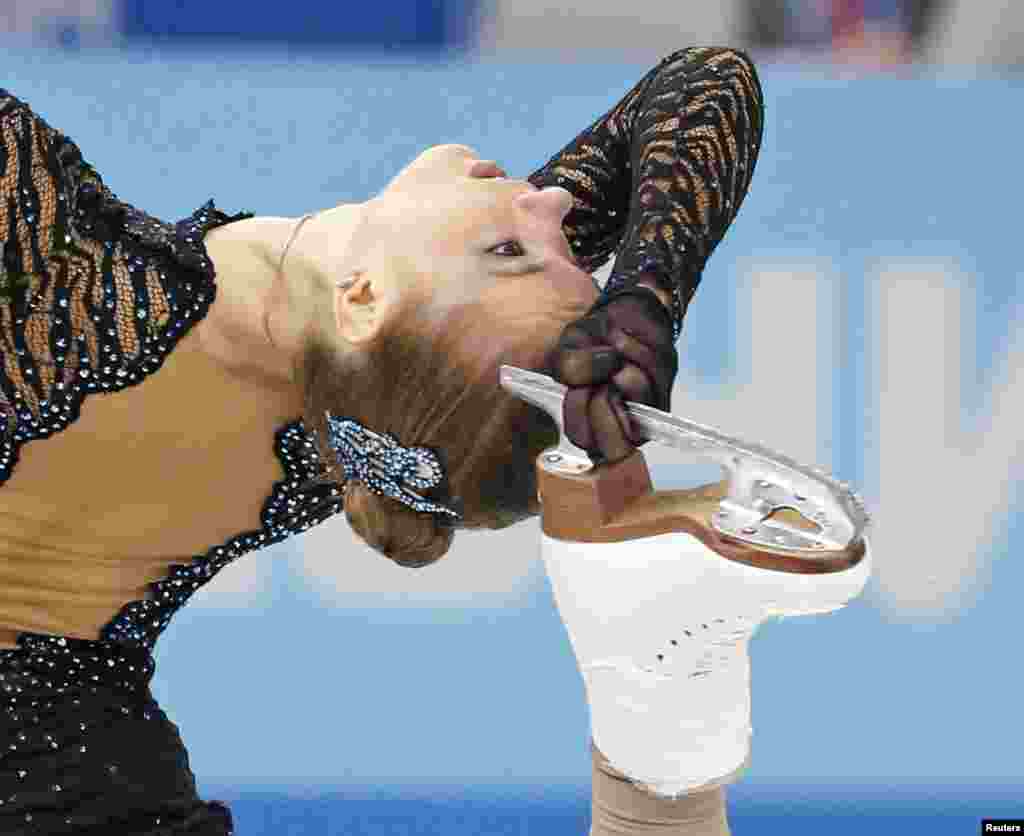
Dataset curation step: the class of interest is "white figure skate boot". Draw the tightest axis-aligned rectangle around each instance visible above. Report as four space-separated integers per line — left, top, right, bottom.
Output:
500 366 872 800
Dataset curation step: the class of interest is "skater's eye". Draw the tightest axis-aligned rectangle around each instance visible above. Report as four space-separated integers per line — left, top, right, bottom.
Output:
488 240 526 258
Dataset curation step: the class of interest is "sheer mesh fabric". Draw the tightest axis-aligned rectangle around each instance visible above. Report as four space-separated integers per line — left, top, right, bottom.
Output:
0 89 251 483
529 47 764 340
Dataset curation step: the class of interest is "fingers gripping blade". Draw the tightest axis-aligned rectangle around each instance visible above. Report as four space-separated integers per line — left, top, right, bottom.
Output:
499 365 594 473
499 365 871 556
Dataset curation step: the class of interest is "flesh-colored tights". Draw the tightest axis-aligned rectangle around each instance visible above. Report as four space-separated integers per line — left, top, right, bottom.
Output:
590 744 731 836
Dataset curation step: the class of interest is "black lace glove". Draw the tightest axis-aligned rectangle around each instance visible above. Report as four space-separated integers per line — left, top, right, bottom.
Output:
551 285 678 465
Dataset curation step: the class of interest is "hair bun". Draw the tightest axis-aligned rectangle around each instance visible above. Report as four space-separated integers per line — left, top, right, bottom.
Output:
343 481 454 568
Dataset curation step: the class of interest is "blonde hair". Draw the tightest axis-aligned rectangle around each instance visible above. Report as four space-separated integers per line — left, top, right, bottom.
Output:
294 295 559 568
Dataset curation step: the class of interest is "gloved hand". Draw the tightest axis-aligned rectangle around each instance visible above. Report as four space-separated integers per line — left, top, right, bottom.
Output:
550 285 678 465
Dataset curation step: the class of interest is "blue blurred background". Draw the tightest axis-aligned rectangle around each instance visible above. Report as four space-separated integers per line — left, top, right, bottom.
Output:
4 0 1022 832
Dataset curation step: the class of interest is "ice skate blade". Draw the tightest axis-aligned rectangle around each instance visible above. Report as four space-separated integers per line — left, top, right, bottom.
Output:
499 365 870 574
535 456 865 573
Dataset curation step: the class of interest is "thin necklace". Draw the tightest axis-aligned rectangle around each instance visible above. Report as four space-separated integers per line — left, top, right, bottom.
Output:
263 212 315 349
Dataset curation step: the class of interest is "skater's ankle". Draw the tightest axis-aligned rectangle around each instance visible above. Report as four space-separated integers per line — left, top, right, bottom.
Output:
591 743 735 835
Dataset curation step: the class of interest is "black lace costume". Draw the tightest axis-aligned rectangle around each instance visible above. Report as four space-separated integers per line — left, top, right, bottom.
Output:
0 48 762 834
529 48 763 340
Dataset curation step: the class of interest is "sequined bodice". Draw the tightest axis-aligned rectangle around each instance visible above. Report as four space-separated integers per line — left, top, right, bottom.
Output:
0 90 345 656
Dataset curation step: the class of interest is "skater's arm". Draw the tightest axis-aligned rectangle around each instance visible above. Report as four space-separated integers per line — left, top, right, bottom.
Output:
0 88 251 403
527 47 764 341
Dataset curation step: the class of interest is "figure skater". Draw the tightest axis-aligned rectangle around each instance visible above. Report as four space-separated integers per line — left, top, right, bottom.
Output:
0 47 763 834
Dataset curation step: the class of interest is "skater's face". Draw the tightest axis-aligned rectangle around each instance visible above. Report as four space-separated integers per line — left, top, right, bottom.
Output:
334 144 599 375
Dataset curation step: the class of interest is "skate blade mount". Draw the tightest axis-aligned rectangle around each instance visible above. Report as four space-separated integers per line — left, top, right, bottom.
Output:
499 365 870 556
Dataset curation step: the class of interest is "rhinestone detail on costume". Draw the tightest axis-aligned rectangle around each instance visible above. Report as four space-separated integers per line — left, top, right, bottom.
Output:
0 90 346 650
103 420 343 650
0 85 348 647
0 88 345 834
0 93 252 482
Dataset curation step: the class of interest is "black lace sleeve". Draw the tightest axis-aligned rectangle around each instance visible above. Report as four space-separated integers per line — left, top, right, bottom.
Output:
527 47 764 341
0 89 251 481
